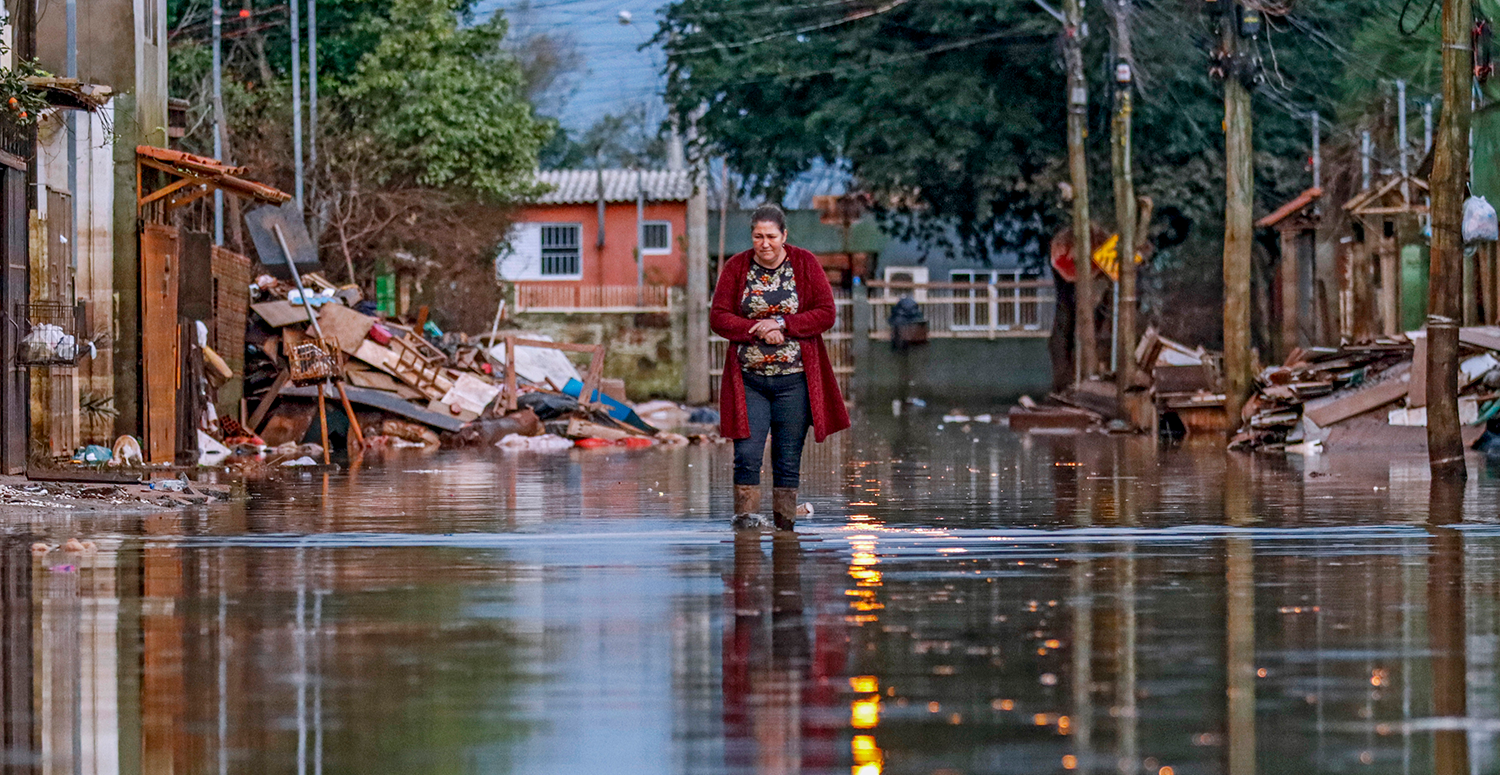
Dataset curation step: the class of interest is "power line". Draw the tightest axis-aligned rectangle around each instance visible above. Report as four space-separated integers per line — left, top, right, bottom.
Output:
666 0 911 55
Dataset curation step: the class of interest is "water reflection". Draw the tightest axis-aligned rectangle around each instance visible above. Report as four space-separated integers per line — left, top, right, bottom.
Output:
2 419 1500 771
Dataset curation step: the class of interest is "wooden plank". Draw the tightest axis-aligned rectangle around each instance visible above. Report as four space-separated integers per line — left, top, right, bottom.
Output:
1459 325 1500 351
316 303 376 354
1304 369 1411 427
352 339 399 374
279 385 465 432
251 300 316 328
1409 334 1428 408
345 368 402 392
248 369 291 432
140 224 180 463
25 467 144 483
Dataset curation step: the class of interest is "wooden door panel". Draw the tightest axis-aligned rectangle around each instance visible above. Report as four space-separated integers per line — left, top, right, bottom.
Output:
141 224 180 463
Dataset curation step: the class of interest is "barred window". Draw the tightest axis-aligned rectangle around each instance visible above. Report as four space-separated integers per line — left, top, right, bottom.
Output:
642 221 671 254
540 224 581 277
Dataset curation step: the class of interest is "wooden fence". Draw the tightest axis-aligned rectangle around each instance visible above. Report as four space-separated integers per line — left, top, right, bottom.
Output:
513 284 671 313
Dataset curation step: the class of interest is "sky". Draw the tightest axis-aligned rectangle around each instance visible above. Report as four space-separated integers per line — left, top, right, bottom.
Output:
476 0 670 132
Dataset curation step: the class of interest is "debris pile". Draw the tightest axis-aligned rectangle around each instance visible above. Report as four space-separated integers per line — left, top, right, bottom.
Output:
235 272 718 459
1233 328 1500 453
0 480 232 509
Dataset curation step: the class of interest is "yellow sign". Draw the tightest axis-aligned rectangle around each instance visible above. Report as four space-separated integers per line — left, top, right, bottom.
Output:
1091 233 1145 282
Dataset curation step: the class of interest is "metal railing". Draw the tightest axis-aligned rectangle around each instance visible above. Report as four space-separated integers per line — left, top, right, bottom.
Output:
513 284 671 313
867 280 1054 339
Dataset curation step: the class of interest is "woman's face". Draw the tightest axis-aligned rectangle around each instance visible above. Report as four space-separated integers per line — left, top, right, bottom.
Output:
752 221 787 262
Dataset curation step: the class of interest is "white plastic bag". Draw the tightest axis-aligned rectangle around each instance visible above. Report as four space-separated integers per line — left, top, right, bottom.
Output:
1463 196 1499 242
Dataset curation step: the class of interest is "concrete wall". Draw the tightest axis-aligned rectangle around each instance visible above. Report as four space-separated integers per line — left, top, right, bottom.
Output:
509 291 687 402
34 0 167 439
855 338 1054 408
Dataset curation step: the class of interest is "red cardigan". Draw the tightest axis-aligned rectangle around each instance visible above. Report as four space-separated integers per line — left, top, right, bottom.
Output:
710 246 851 443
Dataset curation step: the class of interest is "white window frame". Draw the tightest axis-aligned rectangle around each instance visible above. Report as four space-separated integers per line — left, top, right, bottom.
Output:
641 220 672 255
948 269 1042 332
882 266 928 300
539 223 583 279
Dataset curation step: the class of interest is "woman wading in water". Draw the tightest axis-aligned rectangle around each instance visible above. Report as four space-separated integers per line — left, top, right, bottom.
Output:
710 205 850 530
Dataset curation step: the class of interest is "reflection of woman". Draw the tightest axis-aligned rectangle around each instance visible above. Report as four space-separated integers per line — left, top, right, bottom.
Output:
711 205 850 529
723 533 810 772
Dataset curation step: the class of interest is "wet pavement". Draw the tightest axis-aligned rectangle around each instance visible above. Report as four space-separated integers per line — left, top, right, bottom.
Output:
4 412 1500 774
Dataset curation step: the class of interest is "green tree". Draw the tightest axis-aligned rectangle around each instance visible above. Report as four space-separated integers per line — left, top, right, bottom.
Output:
168 0 551 300
658 0 1392 263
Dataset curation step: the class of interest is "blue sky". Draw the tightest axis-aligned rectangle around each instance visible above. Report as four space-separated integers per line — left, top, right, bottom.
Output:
477 0 670 132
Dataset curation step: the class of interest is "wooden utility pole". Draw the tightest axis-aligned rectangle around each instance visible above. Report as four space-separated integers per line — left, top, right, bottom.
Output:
1221 3 1254 428
1062 0 1094 380
1112 0 1137 410
1426 0 1472 476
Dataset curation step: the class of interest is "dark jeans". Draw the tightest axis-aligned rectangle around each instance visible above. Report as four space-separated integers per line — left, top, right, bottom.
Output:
733 371 811 488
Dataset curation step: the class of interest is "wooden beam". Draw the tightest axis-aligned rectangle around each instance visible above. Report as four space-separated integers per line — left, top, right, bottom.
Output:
139 175 203 206
165 185 214 211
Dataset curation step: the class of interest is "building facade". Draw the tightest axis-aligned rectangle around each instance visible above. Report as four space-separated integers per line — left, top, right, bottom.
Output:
499 169 691 309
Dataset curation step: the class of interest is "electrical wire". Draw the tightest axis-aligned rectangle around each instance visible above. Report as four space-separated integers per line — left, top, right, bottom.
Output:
1398 0 1440 35
666 0 911 56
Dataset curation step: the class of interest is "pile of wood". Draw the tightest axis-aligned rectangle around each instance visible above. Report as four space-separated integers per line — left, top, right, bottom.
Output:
1233 329 1500 452
237 275 707 456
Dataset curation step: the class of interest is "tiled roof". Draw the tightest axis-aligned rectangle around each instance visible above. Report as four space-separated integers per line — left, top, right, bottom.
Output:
533 169 693 204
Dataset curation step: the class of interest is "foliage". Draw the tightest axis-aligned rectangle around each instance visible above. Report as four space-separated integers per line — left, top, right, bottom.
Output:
657 0 1404 265
540 104 670 170
0 17 55 127
341 0 551 199
167 0 551 289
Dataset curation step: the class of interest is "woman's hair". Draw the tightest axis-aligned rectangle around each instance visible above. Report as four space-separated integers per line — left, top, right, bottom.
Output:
750 204 787 234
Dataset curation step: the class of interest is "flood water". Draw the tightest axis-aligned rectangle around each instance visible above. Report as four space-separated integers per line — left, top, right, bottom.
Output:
5 411 1500 774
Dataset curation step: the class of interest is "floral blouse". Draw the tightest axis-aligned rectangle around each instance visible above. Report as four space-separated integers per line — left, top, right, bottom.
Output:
738 260 803 375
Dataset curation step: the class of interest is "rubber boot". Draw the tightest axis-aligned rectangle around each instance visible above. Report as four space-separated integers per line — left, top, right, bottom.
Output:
733 485 763 527
773 487 799 531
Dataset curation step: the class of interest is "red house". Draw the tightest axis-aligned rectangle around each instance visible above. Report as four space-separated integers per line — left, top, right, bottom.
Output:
498 169 692 310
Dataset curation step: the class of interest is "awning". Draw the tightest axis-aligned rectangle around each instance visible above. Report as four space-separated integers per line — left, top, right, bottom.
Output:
1255 186 1322 229
136 145 292 213
25 77 111 110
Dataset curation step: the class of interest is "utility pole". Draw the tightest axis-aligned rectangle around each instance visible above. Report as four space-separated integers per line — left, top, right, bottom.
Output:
1361 129 1372 190
1062 0 1094 381
308 0 319 227
1398 80 1409 202
1425 101 1434 153
212 0 224 244
1111 0 1137 412
1427 0 1472 476
290 0 305 211
1311 111 1321 190
1221 2 1254 428
636 169 645 307
684 117 710 405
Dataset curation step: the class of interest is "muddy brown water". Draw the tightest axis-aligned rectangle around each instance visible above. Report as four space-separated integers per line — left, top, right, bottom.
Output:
4 412 1500 773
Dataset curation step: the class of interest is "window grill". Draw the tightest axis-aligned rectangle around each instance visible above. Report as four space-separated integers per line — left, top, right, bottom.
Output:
540 224 581 276
642 221 670 253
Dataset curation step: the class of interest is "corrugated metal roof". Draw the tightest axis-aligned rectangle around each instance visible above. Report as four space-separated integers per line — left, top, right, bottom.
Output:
533 169 693 204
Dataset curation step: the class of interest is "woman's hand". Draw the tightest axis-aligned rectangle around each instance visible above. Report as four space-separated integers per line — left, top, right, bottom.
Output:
749 319 782 339
762 330 786 345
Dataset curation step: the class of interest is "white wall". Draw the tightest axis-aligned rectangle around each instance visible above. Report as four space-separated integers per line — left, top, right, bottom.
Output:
495 223 545 281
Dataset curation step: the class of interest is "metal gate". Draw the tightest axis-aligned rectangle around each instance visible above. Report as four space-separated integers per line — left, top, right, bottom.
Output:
0 162 27 474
